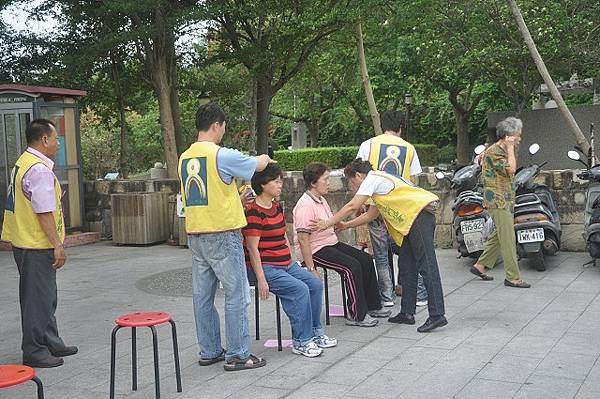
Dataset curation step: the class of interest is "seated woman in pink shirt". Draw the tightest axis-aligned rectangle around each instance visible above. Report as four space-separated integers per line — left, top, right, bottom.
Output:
293 162 390 327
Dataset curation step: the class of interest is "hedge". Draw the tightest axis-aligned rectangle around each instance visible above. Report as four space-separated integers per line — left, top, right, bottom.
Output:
274 144 438 171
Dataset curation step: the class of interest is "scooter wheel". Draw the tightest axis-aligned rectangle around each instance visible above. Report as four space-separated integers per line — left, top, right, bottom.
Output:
533 251 546 272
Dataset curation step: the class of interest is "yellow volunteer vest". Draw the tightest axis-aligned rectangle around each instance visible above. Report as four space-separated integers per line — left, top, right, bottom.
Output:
178 142 247 233
1 151 65 249
368 134 416 180
370 171 438 246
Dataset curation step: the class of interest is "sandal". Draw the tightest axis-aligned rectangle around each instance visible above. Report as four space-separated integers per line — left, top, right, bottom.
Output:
470 266 494 281
223 354 266 371
198 349 225 366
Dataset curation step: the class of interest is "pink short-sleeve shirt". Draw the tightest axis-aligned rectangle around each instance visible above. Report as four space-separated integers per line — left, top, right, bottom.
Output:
293 191 339 262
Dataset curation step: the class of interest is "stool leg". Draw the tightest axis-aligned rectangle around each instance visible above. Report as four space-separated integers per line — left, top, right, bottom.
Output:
132 327 137 391
323 267 330 325
341 276 348 318
31 376 44 399
169 320 182 393
110 325 121 399
255 286 260 340
149 326 161 399
275 296 282 352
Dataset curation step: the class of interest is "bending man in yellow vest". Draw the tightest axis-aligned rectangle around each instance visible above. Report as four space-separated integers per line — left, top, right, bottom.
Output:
179 103 271 371
312 159 447 333
2 119 78 368
357 110 426 307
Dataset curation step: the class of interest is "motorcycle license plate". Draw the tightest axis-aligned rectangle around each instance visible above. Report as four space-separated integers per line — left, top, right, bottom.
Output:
517 228 545 243
464 232 485 253
460 218 485 234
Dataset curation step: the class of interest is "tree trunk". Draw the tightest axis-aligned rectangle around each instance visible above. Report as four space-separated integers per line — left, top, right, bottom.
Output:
256 77 273 155
454 109 470 165
110 52 129 179
308 120 320 147
153 59 179 178
507 0 590 155
355 20 381 135
170 83 186 154
248 79 258 154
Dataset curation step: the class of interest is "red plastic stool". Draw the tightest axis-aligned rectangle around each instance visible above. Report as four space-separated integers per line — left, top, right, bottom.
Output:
0 365 44 399
109 311 182 399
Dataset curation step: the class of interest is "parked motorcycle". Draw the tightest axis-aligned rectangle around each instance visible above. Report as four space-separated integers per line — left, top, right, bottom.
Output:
567 125 600 264
513 144 561 271
436 145 490 258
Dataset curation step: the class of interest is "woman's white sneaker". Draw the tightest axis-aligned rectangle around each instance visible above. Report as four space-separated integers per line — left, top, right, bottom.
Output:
292 341 323 357
313 334 337 348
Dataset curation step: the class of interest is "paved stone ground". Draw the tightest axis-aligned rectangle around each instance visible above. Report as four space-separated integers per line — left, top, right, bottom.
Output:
2 242 600 399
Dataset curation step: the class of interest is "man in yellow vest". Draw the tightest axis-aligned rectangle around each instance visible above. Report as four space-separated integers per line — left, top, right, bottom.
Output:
357 110 427 307
179 103 271 371
312 159 447 333
2 119 77 368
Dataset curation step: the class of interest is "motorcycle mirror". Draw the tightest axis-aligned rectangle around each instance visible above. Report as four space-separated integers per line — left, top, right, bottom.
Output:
474 145 486 155
435 171 446 180
568 150 581 161
529 143 540 155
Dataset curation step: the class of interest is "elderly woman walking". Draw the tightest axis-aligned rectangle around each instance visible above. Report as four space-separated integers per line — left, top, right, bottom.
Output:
470 117 531 288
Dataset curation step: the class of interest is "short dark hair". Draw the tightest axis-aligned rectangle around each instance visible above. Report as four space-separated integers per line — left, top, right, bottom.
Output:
380 110 405 133
195 103 226 132
343 159 373 179
26 119 56 145
251 163 283 195
303 162 330 190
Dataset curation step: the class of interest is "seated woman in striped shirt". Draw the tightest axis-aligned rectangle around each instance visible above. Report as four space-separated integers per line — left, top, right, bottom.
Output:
243 163 337 358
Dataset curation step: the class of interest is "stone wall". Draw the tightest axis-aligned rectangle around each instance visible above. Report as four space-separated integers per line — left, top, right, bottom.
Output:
83 169 588 251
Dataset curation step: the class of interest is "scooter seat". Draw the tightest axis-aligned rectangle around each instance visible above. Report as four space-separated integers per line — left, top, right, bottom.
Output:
515 193 540 205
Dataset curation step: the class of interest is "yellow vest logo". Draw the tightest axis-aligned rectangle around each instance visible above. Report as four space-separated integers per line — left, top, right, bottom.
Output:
181 157 208 206
377 144 408 177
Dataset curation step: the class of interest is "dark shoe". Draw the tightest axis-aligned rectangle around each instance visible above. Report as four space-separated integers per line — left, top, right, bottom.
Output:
23 355 64 368
198 349 226 366
388 313 415 325
470 266 494 281
417 316 448 333
504 279 531 288
51 346 78 357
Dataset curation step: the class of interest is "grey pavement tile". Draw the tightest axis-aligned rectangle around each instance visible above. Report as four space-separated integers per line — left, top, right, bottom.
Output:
253 356 328 390
500 334 559 358
347 369 423 399
477 354 542 383
521 317 573 338
314 355 382 385
285 381 353 399
535 352 598 381
455 378 522 399
352 337 415 361
514 374 582 399
225 385 290 399
383 346 450 372
416 325 478 350
462 325 517 348
568 311 600 335
554 333 600 357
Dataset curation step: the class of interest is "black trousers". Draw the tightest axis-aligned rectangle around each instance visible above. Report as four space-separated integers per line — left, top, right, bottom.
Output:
390 211 446 318
313 242 381 321
14 248 65 361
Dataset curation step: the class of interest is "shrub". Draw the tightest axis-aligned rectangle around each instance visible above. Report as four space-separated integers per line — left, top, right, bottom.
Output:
274 144 438 171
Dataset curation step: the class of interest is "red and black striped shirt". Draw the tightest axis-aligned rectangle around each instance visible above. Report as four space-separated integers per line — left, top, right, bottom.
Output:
242 201 291 267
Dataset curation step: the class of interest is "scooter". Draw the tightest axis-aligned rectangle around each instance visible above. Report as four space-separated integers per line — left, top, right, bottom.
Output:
567 124 600 264
436 145 490 258
513 144 561 271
